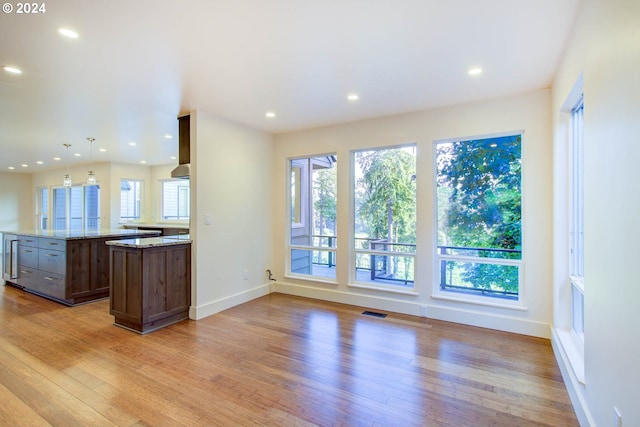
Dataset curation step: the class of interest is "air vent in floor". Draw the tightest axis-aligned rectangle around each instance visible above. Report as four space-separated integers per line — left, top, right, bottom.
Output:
361 310 388 318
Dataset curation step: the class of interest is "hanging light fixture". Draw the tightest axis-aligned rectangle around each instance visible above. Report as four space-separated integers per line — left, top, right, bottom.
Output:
86 137 96 185
63 143 72 187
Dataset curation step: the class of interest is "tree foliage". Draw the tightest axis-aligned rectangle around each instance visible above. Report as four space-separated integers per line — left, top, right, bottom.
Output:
356 148 416 245
313 166 337 236
437 135 521 294
437 135 521 249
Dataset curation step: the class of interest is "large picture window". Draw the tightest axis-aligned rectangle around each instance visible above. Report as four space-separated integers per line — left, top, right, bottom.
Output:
52 185 101 231
288 155 337 280
352 145 416 288
435 134 522 301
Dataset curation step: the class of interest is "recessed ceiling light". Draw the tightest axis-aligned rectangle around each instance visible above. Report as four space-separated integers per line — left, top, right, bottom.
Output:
2 66 22 75
74 153 81 157
164 134 173 139
21 164 28 168
140 160 147 164
53 157 61 161
347 93 359 101
99 148 107 152
8 166 15 170
170 156 177 160
129 142 136 146
265 111 276 118
36 161 44 165
468 67 483 76
58 28 79 38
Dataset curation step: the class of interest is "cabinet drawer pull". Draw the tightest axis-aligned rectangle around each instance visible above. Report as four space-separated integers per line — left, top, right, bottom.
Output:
43 276 55 281
46 242 59 246
45 253 58 257
20 270 32 274
24 249 33 253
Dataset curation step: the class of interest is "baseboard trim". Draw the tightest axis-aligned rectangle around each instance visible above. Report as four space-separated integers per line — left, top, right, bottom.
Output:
424 304 550 338
272 281 549 338
551 328 594 427
189 283 271 320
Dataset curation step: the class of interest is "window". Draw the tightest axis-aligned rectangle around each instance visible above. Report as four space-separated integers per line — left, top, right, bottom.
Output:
120 179 143 222
570 97 584 342
352 146 416 288
162 179 190 220
52 184 101 231
288 155 337 280
37 187 49 230
435 134 522 301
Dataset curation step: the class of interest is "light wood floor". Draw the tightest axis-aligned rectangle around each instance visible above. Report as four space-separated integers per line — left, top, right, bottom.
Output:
0 285 578 427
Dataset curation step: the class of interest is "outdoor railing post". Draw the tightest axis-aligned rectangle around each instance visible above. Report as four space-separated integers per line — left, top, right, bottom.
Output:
370 240 376 281
328 236 334 267
440 246 447 290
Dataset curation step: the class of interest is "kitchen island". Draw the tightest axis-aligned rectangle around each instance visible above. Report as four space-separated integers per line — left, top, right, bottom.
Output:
106 235 191 334
2 229 160 305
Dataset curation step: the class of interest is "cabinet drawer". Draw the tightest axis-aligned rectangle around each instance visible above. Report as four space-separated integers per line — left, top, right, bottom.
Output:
35 272 66 300
18 246 38 269
38 248 66 275
16 266 38 289
17 236 38 248
39 238 65 250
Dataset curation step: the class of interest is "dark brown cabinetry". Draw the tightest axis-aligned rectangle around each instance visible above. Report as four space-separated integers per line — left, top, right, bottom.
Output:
2 231 160 305
109 241 191 334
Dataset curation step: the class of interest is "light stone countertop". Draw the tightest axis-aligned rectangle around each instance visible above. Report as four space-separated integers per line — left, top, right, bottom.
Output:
1 229 160 240
120 223 190 229
105 234 192 248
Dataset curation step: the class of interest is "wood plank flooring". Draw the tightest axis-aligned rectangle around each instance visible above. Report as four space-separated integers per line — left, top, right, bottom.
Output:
0 285 578 426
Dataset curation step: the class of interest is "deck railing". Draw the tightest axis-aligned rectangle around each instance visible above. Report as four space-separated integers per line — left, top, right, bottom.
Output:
310 236 521 297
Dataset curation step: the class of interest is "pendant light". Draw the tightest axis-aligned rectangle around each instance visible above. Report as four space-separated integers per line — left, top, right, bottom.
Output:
86 137 96 185
63 143 72 187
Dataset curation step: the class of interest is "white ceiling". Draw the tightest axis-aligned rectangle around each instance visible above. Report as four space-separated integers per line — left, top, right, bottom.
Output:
0 0 581 173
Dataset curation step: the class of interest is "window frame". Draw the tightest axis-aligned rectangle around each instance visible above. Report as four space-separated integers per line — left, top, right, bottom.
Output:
432 131 525 309
36 187 49 230
160 178 190 222
51 184 101 231
286 154 338 283
569 95 585 344
350 144 417 294
120 178 144 223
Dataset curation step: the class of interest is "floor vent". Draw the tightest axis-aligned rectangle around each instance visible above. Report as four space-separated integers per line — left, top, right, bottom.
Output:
361 310 388 318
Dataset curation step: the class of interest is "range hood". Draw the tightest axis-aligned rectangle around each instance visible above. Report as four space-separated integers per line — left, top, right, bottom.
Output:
171 115 191 178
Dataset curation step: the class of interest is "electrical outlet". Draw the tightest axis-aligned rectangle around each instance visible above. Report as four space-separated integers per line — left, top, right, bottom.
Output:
420 305 428 317
243 269 249 280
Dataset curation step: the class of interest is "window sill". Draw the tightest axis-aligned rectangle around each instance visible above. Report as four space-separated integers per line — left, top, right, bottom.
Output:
431 291 528 311
348 282 419 296
555 328 585 384
284 274 338 286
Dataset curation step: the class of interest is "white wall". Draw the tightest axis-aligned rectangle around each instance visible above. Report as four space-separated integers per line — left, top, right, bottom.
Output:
0 172 33 282
552 0 640 426
189 110 274 319
272 89 553 338
0 172 33 232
